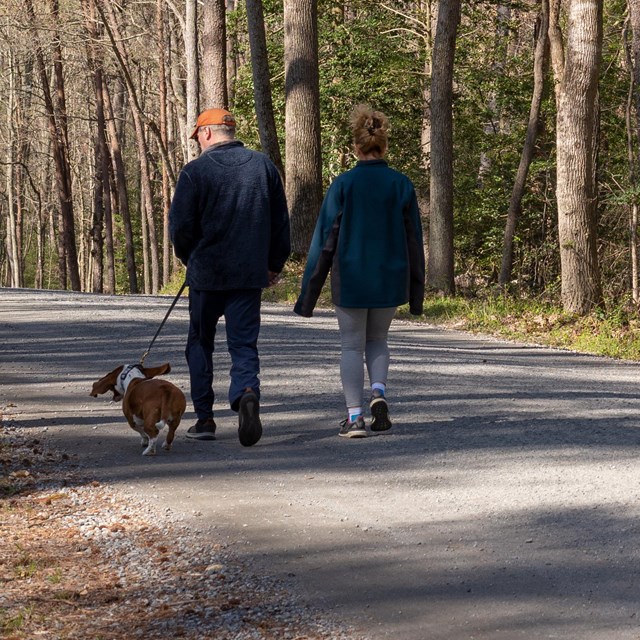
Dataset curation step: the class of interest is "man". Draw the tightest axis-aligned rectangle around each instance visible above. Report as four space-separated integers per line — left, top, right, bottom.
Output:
169 108 290 446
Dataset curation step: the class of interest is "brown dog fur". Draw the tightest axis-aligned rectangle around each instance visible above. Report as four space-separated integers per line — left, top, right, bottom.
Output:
90 363 186 456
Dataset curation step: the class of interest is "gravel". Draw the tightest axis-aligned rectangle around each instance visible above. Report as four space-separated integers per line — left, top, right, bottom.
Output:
4 288 640 639
1 416 365 640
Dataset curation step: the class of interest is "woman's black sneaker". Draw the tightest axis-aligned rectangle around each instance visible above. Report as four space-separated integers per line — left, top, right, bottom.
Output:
338 416 367 438
369 392 392 432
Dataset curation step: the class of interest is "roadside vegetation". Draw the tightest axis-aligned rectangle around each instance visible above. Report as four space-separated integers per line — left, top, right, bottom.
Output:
259 260 640 362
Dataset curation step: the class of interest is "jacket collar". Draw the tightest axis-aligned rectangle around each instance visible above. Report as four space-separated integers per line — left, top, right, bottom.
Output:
356 159 388 167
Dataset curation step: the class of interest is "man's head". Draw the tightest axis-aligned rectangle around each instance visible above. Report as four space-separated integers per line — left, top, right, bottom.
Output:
190 108 236 149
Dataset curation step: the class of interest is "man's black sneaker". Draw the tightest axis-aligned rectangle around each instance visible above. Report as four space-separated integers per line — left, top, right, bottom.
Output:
338 415 368 438
186 418 217 440
238 391 262 447
370 391 392 432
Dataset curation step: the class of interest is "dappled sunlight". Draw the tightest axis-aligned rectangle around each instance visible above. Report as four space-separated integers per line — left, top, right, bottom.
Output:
4 289 640 639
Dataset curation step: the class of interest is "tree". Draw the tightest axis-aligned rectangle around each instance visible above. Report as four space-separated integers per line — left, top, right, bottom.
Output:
82 0 115 294
202 0 229 108
4 50 21 288
284 0 323 254
549 0 603 313
427 0 460 294
625 0 640 301
157 0 172 288
185 0 199 160
499 0 550 287
26 0 81 291
103 78 138 294
246 0 284 176
100 0 161 293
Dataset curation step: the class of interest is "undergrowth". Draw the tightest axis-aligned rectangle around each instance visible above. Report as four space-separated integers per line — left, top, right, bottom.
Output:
163 261 640 362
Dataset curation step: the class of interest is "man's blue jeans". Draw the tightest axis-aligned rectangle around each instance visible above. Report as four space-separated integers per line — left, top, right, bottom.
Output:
186 288 261 419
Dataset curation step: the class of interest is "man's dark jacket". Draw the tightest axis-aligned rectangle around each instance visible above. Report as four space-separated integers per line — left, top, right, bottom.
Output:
169 140 290 290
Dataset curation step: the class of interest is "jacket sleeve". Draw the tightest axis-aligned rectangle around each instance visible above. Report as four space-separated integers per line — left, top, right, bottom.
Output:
294 182 342 317
268 165 291 274
169 168 199 266
403 186 426 315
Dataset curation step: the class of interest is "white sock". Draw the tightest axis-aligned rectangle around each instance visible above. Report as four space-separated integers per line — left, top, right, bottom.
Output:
348 407 362 422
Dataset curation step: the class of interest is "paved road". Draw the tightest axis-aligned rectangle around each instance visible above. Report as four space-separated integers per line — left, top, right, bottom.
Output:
2 288 640 639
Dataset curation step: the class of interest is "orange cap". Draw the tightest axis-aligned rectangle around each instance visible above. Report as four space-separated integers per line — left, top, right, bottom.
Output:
190 108 236 139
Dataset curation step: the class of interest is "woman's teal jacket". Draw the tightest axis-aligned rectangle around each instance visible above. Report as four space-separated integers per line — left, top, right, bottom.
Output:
294 159 425 317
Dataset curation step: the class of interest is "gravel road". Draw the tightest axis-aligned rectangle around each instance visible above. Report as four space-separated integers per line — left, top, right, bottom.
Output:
2 287 640 639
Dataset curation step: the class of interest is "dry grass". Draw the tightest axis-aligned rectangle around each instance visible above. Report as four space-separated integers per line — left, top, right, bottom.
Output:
0 410 347 640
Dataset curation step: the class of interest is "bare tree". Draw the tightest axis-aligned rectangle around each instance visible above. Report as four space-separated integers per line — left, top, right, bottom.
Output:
99 0 161 293
284 0 323 254
103 79 138 294
185 0 199 160
82 0 110 293
157 0 172 287
427 0 460 294
4 50 21 287
26 0 81 291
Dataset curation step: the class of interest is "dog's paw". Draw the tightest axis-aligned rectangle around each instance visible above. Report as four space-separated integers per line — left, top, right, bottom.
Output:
141 447 157 456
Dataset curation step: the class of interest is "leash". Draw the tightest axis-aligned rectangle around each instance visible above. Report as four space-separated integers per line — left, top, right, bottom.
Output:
139 280 187 365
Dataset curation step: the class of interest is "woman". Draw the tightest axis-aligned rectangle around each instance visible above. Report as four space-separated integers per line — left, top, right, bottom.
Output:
294 104 425 438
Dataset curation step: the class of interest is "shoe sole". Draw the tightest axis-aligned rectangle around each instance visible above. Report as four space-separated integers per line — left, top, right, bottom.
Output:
370 398 392 432
239 393 262 447
338 430 368 438
185 432 216 441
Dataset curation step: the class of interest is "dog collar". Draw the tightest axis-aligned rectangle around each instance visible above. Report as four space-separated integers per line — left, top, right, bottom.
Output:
115 364 145 395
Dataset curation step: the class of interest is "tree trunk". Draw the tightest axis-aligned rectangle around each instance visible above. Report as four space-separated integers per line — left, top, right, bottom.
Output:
419 0 438 247
549 0 603 314
427 0 460 294
202 0 228 108
246 0 284 177
499 0 549 287
158 0 172 287
27 0 81 291
478 2 511 184
100 0 160 293
50 0 81 291
5 52 21 287
626 0 640 301
103 79 138 294
82 0 106 293
185 0 200 160
284 0 323 255
227 0 238 106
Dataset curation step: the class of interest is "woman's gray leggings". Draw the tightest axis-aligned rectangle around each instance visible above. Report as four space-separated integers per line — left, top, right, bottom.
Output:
334 305 397 409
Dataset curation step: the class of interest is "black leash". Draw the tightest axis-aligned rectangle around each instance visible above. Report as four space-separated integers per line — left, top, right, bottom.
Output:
140 280 187 365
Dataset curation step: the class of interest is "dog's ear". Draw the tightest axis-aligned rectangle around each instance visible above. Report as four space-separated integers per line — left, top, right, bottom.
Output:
141 363 171 379
89 366 124 397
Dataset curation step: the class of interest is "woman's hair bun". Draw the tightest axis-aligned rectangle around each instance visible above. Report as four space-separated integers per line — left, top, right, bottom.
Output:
350 104 389 155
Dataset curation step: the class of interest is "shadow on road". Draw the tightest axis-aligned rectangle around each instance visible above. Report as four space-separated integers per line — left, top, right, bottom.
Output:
3 289 640 639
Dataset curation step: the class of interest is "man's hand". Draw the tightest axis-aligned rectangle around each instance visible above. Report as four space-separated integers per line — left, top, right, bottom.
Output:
267 271 280 287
